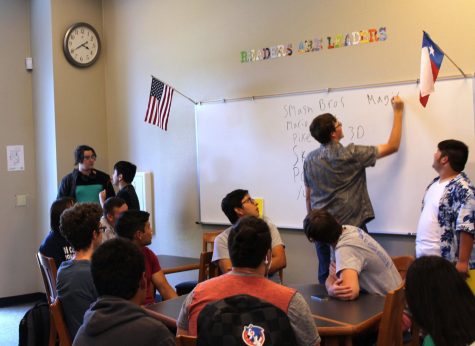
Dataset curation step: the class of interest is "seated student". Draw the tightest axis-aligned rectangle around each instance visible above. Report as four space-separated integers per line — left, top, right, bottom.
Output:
100 160 140 210
212 189 286 281
57 203 103 338
303 209 402 300
177 216 321 346
100 197 128 242
115 210 177 304
405 256 475 346
73 238 175 346
39 197 75 268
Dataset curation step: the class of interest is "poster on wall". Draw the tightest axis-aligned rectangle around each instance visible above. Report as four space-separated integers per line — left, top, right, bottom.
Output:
6 145 25 171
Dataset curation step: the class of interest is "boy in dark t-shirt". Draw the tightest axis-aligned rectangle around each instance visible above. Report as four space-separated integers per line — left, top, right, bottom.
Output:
111 161 140 210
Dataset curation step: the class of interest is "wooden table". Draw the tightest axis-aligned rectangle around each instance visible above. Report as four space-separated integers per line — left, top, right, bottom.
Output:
157 255 200 274
291 284 386 346
147 283 386 345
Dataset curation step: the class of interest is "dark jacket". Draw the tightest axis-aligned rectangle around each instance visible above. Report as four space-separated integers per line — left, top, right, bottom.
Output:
57 168 115 202
73 296 174 346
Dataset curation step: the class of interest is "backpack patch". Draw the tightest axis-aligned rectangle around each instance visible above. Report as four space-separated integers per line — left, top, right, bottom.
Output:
242 323 266 345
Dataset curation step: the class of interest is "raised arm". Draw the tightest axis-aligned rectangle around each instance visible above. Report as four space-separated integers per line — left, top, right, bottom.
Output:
377 96 404 159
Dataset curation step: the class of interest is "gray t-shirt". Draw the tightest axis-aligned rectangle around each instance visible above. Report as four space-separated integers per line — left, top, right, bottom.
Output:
177 272 320 346
304 141 377 226
57 260 98 338
212 218 284 263
333 226 402 296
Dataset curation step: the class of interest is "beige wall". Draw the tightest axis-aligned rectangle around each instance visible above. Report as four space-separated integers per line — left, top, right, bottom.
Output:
0 0 38 296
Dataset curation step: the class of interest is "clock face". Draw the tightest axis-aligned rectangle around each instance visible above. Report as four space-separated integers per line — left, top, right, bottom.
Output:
63 23 101 67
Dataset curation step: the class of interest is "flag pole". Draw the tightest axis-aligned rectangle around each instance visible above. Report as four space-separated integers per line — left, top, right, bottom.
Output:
150 74 198 105
424 31 466 78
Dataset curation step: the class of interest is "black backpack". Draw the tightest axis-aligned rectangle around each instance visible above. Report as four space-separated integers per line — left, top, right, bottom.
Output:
18 301 51 346
197 294 297 346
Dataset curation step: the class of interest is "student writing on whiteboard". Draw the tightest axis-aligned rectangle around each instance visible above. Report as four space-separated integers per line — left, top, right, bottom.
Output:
303 96 404 283
415 140 475 278
212 189 286 283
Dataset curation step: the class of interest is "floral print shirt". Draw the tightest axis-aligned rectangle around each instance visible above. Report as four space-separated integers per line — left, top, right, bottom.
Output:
422 172 475 269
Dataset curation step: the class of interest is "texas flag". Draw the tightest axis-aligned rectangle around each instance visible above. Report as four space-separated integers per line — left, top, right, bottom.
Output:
419 31 444 107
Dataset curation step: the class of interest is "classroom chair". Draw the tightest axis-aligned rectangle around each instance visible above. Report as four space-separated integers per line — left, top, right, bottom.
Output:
50 298 72 346
198 251 219 282
36 252 59 346
391 255 415 281
376 283 406 346
176 335 197 346
202 230 223 251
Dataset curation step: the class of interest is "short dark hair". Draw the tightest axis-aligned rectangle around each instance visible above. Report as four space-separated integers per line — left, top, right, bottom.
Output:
91 238 145 299
406 256 475 346
60 203 102 251
50 197 75 234
438 139 469 172
115 210 150 240
103 197 126 218
309 113 337 144
303 209 342 244
74 145 96 165
228 216 271 268
221 189 248 224
114 161 137 183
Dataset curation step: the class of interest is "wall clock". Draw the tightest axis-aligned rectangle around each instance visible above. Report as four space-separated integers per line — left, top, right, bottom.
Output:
63 22 101 68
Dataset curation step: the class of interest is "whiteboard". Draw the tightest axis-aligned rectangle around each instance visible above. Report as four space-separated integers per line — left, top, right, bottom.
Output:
195 78 475 234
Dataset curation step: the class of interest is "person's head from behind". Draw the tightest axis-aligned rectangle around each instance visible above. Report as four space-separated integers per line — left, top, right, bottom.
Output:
91 238 146 302
221 189 259 224
303 209 343 245
50 197 75 234
74 145 97 171
60 203 103 251
405 256 475 346
228 216 271 269
115 210 152 246
103 197 128 225
113 161 137 185
309 113 343 144
433 139 469 173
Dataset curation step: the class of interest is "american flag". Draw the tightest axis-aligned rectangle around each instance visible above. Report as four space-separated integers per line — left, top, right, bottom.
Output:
144 77 175 130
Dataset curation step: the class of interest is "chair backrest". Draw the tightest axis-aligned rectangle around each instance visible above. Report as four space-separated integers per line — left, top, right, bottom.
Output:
202 231 223 252
198 251 219 282
37 252 58 304
391 256 415 281
176 335 197 346
376 283 406 346
50 298 72 346
197 294 297 345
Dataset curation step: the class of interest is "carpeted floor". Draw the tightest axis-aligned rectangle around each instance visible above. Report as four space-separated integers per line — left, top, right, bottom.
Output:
0 303 34 346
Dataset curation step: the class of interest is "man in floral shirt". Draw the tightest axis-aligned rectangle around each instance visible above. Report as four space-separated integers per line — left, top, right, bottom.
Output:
416 139 475 277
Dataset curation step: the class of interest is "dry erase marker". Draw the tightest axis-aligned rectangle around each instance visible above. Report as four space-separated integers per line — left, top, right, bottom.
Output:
311 294 329 301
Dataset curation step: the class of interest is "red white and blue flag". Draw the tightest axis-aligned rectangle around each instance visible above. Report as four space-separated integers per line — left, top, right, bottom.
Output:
145 77 174 130
419 31 444 107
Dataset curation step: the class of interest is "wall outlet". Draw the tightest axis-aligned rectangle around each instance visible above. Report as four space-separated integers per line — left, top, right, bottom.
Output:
16 194 27 206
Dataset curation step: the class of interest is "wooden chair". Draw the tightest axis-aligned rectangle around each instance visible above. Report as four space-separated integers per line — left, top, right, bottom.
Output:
391 255 415 281
202 230 223 251
376 283 406 346
36 252 58 304
176 335 197 346
37 252 59 346
50 298 72 346
198 251 219 282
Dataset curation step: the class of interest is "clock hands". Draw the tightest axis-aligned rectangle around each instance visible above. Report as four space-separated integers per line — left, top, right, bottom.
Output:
71 41 90 53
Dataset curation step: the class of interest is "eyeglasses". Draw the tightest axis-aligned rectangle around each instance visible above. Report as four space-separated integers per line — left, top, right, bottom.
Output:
83 154 97 160
334 120 342 129
241 197 255 205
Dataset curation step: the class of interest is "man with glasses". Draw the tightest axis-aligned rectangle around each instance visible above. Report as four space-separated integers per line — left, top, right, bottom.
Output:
56 203 103 339
304 96 404 284
58 144 115 203
212 189 286 282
